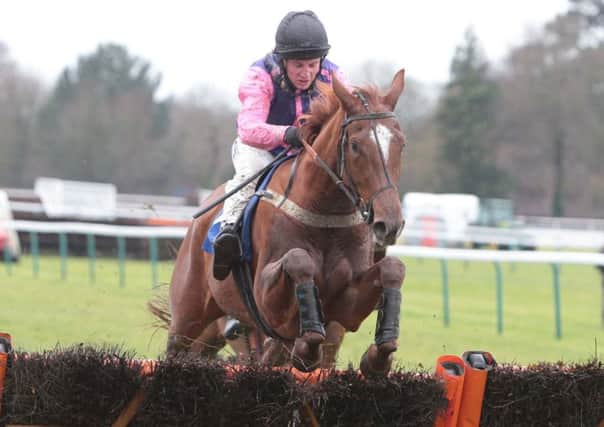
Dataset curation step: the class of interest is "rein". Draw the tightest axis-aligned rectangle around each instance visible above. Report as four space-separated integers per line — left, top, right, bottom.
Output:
299 91 397 224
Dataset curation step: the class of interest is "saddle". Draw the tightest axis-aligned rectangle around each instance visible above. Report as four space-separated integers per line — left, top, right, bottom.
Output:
202 153 296 261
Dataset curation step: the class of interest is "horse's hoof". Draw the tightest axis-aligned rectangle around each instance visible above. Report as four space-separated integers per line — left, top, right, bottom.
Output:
360 342 396 378
292 334 324 372
293 356 321 372
301 331 326 346
166 335 192 357
260 338 289 366
378 340 398 356
292 346 322 372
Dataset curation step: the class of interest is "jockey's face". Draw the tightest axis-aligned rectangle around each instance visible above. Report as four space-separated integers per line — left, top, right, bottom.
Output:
284 58 321 90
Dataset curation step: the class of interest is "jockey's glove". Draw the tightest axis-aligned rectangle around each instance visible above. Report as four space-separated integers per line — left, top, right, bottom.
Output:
284 126 303 148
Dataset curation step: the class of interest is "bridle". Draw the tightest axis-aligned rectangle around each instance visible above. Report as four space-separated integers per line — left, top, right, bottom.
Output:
300 91 398 224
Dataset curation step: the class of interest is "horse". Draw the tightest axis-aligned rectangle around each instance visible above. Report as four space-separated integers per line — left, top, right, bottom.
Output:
189 241 393 367
155 69 407 376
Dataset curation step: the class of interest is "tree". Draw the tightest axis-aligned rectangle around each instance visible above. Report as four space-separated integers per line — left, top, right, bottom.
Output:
497 12 604 216
0 42 43 188
161 86 237 194
435 29 507 197
38 44 171 192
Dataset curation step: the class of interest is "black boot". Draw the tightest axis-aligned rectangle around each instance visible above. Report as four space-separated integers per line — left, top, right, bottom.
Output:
213 223 242 280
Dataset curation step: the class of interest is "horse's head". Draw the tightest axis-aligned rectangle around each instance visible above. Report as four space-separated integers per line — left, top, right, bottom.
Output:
332 70 406 246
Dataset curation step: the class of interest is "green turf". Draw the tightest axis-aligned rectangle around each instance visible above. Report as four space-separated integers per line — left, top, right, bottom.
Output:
0 255 171 359
1 255 602 369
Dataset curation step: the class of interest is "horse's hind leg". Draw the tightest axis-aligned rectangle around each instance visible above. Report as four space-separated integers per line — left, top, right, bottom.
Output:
167 292 223 356
190 319 227 358
167 233 223 355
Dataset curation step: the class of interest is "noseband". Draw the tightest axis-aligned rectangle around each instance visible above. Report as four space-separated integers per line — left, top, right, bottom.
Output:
302 91 398 224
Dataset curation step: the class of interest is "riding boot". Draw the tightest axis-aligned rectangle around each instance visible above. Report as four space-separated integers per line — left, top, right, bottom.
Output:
213 222 242 280
223 316 244 340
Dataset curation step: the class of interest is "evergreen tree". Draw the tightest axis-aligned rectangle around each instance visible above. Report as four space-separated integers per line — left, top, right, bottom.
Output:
436 29 507 197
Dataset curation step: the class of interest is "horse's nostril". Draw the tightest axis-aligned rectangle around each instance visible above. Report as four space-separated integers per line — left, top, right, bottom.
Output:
373 221 387 242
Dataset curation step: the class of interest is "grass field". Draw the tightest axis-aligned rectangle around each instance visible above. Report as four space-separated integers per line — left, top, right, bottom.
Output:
1 254 603 369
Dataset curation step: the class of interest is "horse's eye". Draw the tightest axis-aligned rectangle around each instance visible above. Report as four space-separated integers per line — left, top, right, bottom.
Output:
350 140 360 153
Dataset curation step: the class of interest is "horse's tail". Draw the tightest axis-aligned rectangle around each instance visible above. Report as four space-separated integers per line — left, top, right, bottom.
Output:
148 285 171 330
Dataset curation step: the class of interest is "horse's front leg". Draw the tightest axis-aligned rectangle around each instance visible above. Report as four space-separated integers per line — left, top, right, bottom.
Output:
335 256 405 377
259 248 325 372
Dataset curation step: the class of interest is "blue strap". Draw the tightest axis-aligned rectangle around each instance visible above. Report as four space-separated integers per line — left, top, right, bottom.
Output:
201 150 295 259
241 153 295 261
202 212 222 254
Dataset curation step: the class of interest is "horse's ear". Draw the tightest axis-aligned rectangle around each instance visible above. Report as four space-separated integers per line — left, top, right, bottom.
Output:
331 71 358 113
383 69 405 111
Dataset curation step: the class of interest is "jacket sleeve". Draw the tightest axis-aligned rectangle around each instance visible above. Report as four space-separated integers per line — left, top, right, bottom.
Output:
318 59 352 92
236 66 288 150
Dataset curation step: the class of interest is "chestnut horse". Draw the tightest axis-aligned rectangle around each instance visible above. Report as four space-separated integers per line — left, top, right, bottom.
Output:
159 69 406 376
189 246 391 367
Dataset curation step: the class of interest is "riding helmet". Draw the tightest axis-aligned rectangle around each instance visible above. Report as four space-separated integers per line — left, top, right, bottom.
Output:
274 10 330 59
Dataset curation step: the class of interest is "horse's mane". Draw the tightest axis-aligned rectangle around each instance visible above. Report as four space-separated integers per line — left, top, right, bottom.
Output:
299 82 382 144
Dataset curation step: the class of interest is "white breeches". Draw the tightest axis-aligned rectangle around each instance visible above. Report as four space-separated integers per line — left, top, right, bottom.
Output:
218 138 277 225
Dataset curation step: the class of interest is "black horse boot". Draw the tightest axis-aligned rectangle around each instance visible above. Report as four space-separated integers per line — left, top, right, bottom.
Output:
213 223 242 280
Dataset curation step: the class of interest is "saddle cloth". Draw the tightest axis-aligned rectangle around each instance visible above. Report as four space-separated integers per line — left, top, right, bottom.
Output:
202 154 295 262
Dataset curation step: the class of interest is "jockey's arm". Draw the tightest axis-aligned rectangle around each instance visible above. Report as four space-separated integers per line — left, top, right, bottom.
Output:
236 67 288 150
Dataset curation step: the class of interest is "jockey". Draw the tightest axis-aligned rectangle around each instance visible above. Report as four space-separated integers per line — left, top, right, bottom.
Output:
213 10 346 281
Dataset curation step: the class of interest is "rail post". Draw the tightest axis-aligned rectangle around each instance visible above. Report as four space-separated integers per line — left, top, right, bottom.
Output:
59 232 68 280
149 237 158 288
2 247 10 276
551 263 562 339
117 236 126 288
30 231 39 277
87 234 96 284
440 259 450 327
494 262 503 335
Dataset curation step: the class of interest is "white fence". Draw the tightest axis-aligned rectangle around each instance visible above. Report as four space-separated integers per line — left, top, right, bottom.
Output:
2 219 604 339
3 219 604 266
3 220 186 239
402 223 604 250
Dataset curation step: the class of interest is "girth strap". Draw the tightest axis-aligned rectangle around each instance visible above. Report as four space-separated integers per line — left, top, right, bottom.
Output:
259 189 365 228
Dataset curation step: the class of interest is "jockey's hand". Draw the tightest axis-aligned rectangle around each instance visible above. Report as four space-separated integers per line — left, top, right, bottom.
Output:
284 126 303 148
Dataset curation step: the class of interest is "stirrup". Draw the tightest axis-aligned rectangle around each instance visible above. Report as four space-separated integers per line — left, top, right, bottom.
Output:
213 224 242 280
